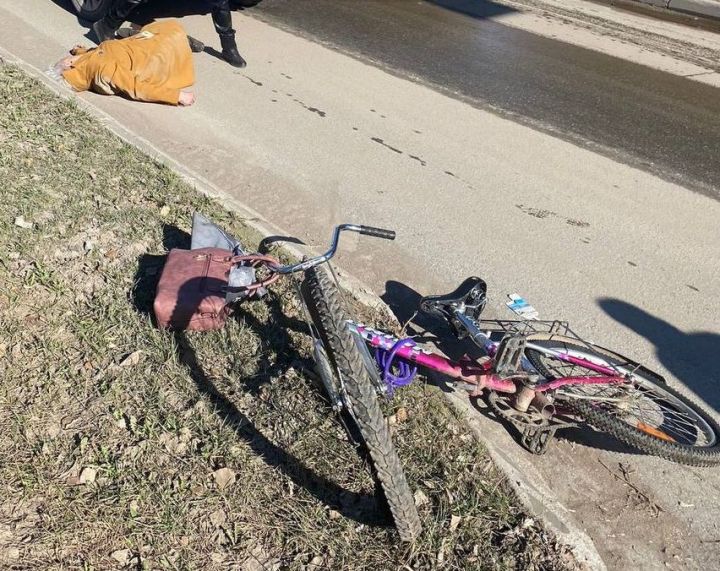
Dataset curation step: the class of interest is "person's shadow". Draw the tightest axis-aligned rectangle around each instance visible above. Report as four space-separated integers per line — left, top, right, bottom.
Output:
599 298 720 414
129 225 389 526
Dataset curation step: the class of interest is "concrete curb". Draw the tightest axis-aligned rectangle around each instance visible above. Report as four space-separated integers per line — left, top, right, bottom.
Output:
0 48 605 570
634 0 720 19
444 390 605 570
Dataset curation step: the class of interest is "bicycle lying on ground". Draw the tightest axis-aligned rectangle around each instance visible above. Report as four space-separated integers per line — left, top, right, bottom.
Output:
203 221 720 542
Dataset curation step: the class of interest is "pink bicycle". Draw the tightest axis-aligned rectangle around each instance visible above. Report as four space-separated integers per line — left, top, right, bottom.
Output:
349 284 720 465
207 220 720 541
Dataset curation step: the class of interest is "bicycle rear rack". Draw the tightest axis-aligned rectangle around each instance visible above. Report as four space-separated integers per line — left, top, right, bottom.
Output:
478 318 570 336
477 318 600 353
477 317 649 383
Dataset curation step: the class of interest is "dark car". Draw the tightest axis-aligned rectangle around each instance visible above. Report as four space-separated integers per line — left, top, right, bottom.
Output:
70 0 262 22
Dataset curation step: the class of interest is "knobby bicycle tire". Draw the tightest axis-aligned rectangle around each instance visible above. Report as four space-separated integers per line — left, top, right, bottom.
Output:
304 266 422 541
526 336 720 467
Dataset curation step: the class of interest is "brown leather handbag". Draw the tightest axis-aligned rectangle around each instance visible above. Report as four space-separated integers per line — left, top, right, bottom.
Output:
154 248 237 331
154 248 281 331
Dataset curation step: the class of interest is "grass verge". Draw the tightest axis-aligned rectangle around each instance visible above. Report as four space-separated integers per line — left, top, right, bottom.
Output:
0 64 575 570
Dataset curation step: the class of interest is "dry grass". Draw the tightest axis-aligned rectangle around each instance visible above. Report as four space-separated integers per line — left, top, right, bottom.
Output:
0 64 575 570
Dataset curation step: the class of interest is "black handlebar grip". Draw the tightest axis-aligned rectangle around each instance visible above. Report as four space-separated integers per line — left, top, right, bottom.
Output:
358 225 396 240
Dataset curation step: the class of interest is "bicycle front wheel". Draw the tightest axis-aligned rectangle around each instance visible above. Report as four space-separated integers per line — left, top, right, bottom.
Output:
526 336 720 466
304 266 422 541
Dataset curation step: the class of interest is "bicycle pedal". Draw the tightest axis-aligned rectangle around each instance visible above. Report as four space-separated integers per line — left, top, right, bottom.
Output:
494 335 526 377
521 426 557 455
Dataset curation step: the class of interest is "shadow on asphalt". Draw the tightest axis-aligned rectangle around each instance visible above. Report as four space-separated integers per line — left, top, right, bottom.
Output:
381 278 651 458
427 0 516 20
599 297 720 414
127 224 389 527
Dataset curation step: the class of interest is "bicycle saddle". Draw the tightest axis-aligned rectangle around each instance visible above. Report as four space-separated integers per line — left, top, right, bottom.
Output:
420 276 487 321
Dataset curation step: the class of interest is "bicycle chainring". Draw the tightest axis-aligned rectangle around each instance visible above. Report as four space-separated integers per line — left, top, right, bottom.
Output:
487 391 580 454
487 391 551 430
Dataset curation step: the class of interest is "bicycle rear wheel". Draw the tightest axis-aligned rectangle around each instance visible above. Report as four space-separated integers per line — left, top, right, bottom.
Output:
304 266 422 541
526 336 720 466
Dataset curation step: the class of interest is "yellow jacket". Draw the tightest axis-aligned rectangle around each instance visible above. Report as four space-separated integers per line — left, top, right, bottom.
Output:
63 20 194 105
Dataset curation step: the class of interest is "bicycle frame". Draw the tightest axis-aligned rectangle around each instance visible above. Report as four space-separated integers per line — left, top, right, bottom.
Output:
348 310 625 396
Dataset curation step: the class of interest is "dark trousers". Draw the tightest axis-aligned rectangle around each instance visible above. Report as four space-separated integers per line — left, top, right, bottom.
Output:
105 0 235 36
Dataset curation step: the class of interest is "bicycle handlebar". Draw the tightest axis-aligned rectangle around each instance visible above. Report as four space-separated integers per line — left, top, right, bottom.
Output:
268 223 396 275
357 225 396 241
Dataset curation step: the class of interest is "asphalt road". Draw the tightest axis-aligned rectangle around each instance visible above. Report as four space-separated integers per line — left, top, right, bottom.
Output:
253 0 720 200
2 0 720 568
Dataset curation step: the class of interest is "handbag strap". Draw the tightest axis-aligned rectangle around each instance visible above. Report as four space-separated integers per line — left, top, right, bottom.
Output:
227 254 282 293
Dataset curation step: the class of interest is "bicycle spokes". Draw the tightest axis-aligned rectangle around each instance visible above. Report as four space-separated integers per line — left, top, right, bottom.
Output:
557 377 716 447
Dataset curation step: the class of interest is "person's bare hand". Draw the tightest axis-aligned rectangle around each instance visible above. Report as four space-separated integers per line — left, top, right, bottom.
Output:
178 92 196 106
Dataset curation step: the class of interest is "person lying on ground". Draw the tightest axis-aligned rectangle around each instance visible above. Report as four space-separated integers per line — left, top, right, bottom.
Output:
55 20 201 106
93 0 247 68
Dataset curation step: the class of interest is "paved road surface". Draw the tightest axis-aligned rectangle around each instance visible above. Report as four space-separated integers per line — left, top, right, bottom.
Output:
254 0 720 199
1 0 719 568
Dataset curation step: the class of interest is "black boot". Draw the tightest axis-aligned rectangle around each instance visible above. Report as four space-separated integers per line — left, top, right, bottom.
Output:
219 33 246 67
93 0 145 43
212 8 247 68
